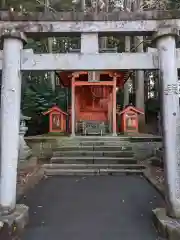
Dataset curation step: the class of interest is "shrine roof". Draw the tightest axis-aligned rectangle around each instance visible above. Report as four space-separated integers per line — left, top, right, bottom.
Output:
119 106 144 115
58 71 127 87
43 106 67 116
58 71 72 87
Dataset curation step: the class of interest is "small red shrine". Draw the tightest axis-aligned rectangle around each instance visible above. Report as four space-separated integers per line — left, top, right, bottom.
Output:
43 106 67 133
118 106 144 133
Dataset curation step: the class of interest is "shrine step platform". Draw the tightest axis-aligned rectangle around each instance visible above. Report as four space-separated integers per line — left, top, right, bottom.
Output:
59 139 131 147
43 163 145 176
53 146 132 152
45 136 145 175
52 150 134 158
50 156 136 164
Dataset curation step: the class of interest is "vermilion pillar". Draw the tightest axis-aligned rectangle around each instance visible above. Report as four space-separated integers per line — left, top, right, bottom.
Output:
112 76 117 136
71 76 75 137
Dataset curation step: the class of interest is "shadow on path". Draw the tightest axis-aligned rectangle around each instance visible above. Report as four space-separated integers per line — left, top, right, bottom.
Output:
20 175 163 240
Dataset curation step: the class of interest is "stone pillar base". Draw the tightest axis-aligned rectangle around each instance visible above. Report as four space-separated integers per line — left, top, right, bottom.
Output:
152 208 180 240
70 134 75 138
19 148 32 162
0 204 29 238
112 133 117 137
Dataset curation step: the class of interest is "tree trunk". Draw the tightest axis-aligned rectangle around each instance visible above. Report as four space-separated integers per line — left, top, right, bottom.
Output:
45 0 55 92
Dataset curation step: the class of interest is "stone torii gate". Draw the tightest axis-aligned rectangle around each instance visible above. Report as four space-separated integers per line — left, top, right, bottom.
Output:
0 9 180 230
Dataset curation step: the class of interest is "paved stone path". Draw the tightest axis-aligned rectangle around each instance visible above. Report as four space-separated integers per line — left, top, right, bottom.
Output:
20 175 164 240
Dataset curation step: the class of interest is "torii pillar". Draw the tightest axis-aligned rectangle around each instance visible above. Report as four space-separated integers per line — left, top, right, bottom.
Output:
152 27 180 221
0 31 28 227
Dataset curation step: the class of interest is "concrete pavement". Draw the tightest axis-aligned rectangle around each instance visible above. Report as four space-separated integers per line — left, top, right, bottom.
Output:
20 175 163 240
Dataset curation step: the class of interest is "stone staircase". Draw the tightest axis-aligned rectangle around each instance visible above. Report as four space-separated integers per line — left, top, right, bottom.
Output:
44 136 146 176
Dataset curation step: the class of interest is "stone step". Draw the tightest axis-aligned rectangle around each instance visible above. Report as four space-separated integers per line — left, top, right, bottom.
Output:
44 168 143 176
69 137 129 142
50 156 137 164
130 137 162 142
43 163 145 170
94 145 132 150
59 140 130 146
67 136 162 142
70 141 129 146
54 145 132 152
53 150 134 158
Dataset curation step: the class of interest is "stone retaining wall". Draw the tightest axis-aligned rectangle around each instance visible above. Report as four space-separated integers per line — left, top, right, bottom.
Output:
25 136 60 160
25 135 162 162
132 141 162 161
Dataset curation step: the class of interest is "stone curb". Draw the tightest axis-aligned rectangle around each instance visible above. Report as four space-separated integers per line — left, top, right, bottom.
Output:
17 165 44 201
143 165 164 198
152 208 180 240
44 168 144 176
43 163 145 169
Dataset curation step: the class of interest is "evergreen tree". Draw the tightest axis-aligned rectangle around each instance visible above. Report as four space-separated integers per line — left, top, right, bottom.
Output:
1 0 179 134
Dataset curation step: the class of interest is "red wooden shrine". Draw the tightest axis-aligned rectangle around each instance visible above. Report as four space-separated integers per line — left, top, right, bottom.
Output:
43 106 67 133
118 106 144 133
57 71 127 135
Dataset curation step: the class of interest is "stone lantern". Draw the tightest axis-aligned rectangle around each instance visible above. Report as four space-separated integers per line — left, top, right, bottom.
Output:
19 113 32 162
